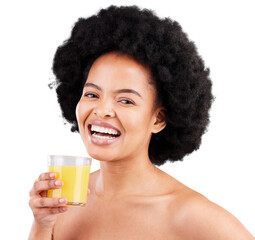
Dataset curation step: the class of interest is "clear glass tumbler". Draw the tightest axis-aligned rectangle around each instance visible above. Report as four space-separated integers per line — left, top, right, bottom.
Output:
47 155 92 207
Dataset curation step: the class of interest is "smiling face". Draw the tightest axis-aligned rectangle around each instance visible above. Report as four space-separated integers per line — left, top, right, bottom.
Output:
76 52 166 162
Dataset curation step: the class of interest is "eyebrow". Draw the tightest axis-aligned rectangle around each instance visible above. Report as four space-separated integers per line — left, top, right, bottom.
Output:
84 82 142 98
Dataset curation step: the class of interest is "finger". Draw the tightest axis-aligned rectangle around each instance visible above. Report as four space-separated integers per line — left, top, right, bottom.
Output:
32 206 68 217
39 172 57 181
41 206 68 215
87 188 91 195
33 197 67 208
32 180 63 196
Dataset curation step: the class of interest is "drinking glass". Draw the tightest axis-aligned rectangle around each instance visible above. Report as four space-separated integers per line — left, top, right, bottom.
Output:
47 155 92 207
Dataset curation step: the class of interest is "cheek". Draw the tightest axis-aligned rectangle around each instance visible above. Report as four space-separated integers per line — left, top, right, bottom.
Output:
75 101 90 128
75 101 82 125
120 108 152 134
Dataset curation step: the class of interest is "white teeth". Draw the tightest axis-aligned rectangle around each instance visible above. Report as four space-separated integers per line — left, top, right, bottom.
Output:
92 133 116 139
91 125 119 135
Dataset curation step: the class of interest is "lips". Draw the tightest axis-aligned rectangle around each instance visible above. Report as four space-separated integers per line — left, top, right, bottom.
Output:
87 121 121 135
87 120 121 146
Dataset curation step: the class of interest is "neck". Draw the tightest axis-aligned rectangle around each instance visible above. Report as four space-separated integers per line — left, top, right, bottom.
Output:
95 153 159 199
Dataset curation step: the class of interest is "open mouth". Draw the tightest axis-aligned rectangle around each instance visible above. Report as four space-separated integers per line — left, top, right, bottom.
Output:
88 124 121 139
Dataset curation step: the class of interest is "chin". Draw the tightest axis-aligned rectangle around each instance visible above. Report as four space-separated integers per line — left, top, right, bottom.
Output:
86 149 118 162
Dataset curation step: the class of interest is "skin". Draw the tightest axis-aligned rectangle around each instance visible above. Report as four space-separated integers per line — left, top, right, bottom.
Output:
28 52 254 240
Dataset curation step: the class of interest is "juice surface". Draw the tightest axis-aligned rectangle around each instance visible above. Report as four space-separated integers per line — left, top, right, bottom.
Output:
47 165 91 204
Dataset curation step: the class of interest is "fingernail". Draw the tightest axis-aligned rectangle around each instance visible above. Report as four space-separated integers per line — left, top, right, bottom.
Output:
59 198 66 203
55 180 62 186
49 172 56 178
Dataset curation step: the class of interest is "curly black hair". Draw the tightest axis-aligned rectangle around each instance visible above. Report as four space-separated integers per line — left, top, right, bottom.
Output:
50 5 214 166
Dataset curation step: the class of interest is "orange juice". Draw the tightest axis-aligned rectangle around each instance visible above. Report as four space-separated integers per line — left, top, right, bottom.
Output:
47 165 91 206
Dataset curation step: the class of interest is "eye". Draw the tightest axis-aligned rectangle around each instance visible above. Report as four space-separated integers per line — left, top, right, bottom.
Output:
84 93 98 98
119 99 134 105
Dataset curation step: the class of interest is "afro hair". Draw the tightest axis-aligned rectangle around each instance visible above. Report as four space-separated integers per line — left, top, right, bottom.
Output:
51 5 214 166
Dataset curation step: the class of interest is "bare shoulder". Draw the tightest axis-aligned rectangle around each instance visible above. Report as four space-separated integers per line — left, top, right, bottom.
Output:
166 179 254 240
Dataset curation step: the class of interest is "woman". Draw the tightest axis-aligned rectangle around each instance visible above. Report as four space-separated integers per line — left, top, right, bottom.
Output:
28 5 254 239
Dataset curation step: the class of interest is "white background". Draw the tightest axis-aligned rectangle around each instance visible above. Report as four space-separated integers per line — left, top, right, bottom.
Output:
0 0 254 238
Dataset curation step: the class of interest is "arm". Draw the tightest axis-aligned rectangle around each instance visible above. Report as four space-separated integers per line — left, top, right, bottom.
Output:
28 221 53 240
28 172 68 240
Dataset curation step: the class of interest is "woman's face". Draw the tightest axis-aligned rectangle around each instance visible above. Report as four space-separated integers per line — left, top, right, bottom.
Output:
76 52 166 162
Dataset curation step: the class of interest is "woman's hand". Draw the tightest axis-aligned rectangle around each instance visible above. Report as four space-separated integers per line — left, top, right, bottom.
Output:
28 172 91 239
29 172 68 229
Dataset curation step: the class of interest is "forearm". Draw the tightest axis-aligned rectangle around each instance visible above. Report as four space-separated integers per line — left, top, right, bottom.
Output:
28 221 53 240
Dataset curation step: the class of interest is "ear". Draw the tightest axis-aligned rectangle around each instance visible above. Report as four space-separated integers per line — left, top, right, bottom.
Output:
151 107 167 134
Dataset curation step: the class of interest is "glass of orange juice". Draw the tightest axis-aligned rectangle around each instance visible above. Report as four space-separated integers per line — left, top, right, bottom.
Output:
47 155 92 207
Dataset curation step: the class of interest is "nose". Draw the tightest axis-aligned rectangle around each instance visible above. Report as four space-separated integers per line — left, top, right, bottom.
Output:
93 98 116 119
